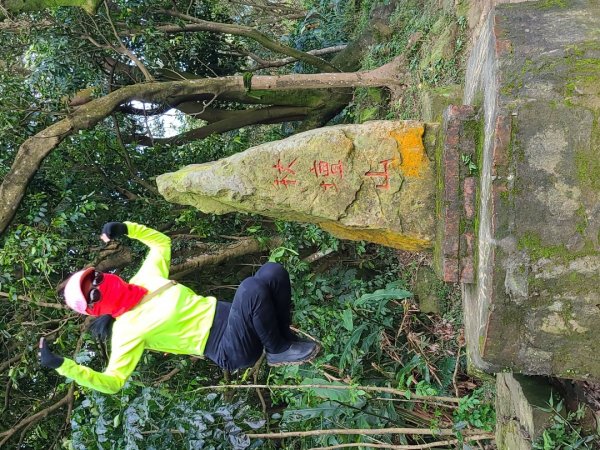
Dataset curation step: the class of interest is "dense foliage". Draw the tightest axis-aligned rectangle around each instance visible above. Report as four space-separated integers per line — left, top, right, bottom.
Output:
0 0 499 449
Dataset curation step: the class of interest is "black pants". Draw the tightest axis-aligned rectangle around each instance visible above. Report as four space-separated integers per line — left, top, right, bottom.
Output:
204 263 293 371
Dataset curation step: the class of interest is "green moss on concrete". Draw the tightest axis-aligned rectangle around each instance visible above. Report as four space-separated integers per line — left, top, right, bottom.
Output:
467 357 496 381
563 42 600 110
501 58 533 97
575 205 588 235
536 0 567 9
433 123 446 278
575 147 600 191
419 85 463 122
518 232 563 259
518 231 598 262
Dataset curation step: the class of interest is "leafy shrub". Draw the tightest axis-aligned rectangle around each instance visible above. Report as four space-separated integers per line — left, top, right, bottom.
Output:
533 394 599 450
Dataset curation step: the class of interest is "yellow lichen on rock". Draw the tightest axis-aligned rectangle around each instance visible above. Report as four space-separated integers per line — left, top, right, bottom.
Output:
320 221 432 251
390 125 429 178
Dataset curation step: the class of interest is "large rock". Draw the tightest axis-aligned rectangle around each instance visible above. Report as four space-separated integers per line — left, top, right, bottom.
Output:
157 121 437 251
463 0 600 380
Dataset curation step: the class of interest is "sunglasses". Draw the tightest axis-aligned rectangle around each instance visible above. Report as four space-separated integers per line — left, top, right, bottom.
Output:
87 271 104 305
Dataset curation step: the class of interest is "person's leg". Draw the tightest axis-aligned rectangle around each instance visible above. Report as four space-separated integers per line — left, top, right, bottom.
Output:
220 276 319 369
253 262 295 340
217 277 289 371
203 301 232 369
232 277 290 354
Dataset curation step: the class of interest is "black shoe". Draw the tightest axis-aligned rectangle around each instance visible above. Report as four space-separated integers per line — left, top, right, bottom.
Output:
266 341 320 367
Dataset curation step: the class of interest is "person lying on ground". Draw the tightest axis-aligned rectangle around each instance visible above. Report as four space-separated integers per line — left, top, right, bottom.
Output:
38 221 319 394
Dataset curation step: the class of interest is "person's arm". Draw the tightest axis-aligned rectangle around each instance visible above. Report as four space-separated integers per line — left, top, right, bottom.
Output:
55 334 145 394
102 221 171 279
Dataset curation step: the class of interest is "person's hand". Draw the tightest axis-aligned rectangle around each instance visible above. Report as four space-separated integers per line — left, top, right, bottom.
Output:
100 222 128 243
38 337 64 369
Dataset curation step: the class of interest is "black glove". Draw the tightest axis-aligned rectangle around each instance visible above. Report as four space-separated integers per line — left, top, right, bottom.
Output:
38 338 64 369
101 222 128 240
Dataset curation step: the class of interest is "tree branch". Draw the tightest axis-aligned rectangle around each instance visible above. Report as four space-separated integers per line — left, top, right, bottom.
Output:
244 45 347 71
308 435 495 450
128 106 310 146
0 291 67 310
157 9 339 73
103 1 153 82
0 393 72 447
170 236 282 279
111 115 160 194
0 353 23 374
191 383 459 404
247 428 492 440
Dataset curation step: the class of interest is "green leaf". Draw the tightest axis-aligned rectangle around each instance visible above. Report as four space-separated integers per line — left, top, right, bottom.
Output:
355 287 413 306
342 308 353 331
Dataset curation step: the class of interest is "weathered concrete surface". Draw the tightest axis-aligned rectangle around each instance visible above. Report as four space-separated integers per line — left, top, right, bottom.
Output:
157 121 437 251
463 0 600 380
495 373 555 450
414 266 442 314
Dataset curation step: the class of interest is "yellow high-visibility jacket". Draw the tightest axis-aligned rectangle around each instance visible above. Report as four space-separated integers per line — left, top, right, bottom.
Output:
56 222 217 394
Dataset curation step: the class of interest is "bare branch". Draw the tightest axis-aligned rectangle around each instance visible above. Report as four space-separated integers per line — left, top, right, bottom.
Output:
303 248 335 264
104 2 154 81
0 393 72 446
248 428 492 440
244 45 347 71
111 115 159 194
308 435 495 450
0 291 67 310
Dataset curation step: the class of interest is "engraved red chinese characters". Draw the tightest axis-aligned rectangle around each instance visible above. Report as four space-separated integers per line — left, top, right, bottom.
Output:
365 159 392 189
273 158 298 188
311 159 344 191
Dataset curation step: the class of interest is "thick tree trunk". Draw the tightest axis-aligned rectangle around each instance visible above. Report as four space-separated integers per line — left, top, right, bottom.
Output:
0 57 405 234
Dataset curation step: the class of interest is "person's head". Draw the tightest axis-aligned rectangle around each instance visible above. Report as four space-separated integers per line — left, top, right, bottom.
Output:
63 267 104 315
62 268 147 317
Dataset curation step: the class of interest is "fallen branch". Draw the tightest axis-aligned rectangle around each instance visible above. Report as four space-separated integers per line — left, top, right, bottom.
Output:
0 353 23 374
374 397 458 410
154 358 202 386
0 291 67 310
453 345 462 398
0 393 72 447
308 434 495 450
247 427 491 439
250 354 268 420
191 383 459 404
170 236 282 279
303 248 335 264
